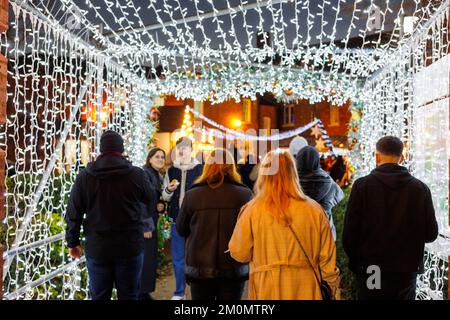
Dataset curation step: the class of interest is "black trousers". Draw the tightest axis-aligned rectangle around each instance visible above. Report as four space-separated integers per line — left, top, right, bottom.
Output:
355 272 417 300
189 278 245 300
139 234 158 295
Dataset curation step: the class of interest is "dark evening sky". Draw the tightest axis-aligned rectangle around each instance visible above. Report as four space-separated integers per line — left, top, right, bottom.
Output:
62 0 420 48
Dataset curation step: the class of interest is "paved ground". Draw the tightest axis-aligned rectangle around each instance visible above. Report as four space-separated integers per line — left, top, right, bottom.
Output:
152 262 191 300
153 262 250 300
151 244 340 300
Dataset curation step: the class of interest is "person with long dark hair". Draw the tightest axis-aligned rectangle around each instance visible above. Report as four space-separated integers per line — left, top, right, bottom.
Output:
139 147 166 300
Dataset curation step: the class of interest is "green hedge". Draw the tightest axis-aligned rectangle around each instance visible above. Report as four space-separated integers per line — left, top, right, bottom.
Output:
332 186 357 300
0 221 6 247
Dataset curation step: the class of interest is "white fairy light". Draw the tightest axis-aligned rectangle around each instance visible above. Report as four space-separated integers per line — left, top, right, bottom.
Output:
1 1 155 300
352 0 450 300
1 0 448 300
186 105 320 142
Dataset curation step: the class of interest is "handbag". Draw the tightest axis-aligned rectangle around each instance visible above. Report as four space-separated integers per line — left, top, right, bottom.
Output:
288 224 333 300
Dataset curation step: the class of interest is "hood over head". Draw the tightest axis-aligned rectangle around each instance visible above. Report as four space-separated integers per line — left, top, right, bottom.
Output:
296 146 334 202
296 146 321 173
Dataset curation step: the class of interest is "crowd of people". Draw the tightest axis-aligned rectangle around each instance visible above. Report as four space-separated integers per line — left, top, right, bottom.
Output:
65 130 438 301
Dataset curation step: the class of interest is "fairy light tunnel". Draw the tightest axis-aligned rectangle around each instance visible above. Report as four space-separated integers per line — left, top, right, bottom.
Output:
0 0 448 300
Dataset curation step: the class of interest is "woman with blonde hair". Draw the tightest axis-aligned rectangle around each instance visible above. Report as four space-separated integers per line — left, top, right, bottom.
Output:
176 148 253 300
229 149 340 300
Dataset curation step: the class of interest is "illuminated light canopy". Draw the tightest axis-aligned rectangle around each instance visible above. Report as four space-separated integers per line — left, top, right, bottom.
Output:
0 0 448 300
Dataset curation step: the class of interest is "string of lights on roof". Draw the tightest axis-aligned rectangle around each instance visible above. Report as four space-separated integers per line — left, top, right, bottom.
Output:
184 105 321 141
23 0 443 104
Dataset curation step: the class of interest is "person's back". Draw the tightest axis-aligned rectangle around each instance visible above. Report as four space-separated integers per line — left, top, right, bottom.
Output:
73 156 150 258
176 149 252 300
296 146 343 240
66 130 153 300
229 149 339 300
343 136 438 300
345 164 437 273
231 198 339 299
177 180 252 279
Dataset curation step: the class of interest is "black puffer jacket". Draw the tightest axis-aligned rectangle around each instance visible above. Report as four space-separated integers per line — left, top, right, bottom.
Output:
296 146 344 240
66 155 153 259
176 179 253 281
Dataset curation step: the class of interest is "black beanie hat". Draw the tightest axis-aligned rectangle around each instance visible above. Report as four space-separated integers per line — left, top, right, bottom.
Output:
100 130 124 153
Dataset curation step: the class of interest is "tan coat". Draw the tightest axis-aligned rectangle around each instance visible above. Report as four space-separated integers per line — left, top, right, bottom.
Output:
229 198 340 300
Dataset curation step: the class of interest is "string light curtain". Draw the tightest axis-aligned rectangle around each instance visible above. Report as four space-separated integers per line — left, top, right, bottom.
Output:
23 0 443 105
353 1 449 300
1 1 154 299
0 0 448 300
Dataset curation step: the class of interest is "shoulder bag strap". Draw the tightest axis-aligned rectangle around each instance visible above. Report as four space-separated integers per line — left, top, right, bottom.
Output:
287 224 323 287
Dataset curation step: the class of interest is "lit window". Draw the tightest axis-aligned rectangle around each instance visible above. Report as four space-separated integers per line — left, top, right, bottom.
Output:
64 139 91 167
263 116 271 136
243 99 252 123
64 139 77 166
80 140 90 165
283 104 294 126
330 105 339 127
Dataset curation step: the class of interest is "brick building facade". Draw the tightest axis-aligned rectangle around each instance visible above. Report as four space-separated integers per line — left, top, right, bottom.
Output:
154 93 351 159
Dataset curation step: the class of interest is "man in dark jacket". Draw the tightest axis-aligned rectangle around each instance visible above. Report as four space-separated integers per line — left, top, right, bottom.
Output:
66 130 154 300
343 136 438 300
296 146 344 240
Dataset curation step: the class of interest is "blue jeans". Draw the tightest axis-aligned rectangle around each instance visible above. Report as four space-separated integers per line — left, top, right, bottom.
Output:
86 253 144 300
171 224 186 296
